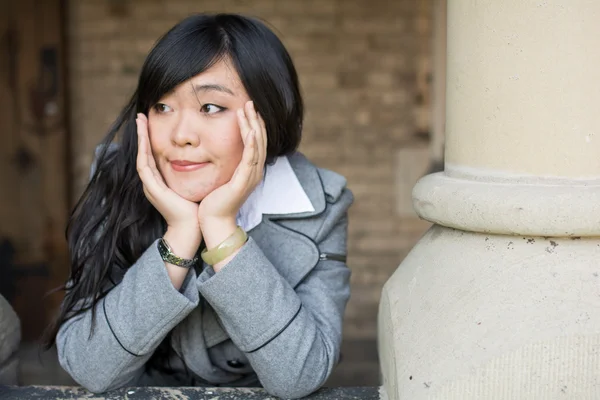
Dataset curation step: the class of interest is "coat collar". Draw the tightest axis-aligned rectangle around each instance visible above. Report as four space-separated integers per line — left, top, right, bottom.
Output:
236 153 327 229
277 152 326 219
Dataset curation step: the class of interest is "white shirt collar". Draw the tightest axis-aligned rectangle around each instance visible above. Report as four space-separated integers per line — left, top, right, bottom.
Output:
236 156 315 231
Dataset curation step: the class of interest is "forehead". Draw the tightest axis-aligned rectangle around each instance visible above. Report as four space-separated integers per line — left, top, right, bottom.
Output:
171 59 245 98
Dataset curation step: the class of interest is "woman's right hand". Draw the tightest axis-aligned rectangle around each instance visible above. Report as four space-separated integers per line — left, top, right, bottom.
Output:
136 113 201 263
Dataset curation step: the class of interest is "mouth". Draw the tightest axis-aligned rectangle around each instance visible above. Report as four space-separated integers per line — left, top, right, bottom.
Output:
170 160 209 172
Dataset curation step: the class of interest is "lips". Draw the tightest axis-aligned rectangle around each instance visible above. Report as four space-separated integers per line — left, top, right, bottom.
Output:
170 160 208 172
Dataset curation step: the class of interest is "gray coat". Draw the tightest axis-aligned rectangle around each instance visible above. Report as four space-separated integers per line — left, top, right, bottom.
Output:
56 152 353 399
0 294 20 385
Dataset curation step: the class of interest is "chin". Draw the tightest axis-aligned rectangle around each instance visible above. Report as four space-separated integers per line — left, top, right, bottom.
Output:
179 190 209 203
167 173 228 203
168 181 211 203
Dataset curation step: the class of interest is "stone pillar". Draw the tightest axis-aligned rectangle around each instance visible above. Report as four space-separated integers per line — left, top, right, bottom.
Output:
379 1 600 399
429 0 446 172
0 294 20 385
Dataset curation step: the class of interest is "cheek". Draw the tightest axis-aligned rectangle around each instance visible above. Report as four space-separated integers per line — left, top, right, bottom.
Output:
207 119 245 165
147 119 169 155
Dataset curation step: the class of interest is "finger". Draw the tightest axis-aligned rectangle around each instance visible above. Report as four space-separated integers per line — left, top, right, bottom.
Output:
136 114 152 157
245 102 265 170
257 111 267 136
251 131 260 166
245 100 258 122
250 132 262 182
136 115 169 193
256 112 267 165
237 105 258 166
138 114 167 182
138 161 163 196
137 114 158 170
139 114 161 171
246 101 262 145
136 115 149 171
231 129 257 191
140 159 174 202
237 108 252 146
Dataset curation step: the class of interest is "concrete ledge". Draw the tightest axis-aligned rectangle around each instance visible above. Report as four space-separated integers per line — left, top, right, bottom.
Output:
0 385 382 399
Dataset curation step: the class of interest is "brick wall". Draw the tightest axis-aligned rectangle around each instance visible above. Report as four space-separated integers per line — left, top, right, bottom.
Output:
67 0 433 385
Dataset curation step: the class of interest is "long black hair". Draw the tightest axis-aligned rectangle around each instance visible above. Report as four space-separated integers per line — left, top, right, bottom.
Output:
44 14 304 366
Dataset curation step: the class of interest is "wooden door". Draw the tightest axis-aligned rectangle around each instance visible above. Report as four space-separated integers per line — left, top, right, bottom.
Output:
0 0 70 341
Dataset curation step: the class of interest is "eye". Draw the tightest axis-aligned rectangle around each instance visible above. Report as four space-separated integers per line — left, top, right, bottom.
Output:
200 104 225 114
153 103 172 113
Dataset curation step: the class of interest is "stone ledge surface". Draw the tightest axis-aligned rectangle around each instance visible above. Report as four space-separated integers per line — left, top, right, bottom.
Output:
0 385 381 399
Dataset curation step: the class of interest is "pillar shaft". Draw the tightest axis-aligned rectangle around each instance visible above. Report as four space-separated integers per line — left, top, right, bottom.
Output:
430 0 446 165
446 1 600 179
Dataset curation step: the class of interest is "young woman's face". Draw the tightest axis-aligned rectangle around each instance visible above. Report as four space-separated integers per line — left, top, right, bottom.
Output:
148 59 249 202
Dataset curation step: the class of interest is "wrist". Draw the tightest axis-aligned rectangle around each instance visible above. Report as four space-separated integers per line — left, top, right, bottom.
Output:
201 226 248 266
200 217 238 249
163 226 202 259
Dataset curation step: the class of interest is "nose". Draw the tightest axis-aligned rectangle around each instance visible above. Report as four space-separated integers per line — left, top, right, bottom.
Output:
171 110 201 147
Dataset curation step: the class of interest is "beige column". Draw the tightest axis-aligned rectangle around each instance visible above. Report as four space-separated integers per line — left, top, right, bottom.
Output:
379 1 600 399
429 0 446 168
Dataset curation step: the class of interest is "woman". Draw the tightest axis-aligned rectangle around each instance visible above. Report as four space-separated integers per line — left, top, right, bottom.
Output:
45 13 353 399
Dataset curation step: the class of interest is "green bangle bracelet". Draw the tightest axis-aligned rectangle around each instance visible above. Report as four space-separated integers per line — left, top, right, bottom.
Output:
201 226 248 265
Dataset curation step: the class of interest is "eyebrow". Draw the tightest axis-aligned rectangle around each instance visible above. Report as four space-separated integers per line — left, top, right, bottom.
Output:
192 83 235 96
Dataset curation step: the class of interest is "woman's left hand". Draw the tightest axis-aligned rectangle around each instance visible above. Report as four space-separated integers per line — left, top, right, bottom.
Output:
197 101 267 236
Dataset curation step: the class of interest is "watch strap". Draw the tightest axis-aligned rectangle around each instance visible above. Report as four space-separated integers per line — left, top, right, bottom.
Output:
157 238 198 269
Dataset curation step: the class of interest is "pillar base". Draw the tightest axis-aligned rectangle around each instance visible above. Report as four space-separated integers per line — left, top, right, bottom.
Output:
379 225 600 399
413 171 600 237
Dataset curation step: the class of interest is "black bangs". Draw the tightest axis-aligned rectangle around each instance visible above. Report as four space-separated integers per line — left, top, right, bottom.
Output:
137 15 231 112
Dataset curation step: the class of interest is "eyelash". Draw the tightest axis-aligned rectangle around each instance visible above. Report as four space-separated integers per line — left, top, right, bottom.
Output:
200 104 226 114
152 103 226 115
153 103 171 113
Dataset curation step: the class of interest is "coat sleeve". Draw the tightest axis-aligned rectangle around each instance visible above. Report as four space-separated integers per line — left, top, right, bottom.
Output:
56 240 199 393
197 189 353 399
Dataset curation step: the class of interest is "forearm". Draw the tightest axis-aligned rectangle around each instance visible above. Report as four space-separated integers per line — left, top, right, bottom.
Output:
243 308 339 399
57 302 153 392
196 238 348 398
57 241 199 392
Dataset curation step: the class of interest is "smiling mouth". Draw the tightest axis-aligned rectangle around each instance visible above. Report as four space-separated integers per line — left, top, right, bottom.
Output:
170 160 209 172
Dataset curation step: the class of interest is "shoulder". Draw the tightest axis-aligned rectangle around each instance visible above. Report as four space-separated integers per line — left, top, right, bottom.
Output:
281 153 353 243
286 152 353 207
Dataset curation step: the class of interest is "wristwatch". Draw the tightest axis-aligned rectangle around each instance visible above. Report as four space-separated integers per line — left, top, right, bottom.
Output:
157 238 198 269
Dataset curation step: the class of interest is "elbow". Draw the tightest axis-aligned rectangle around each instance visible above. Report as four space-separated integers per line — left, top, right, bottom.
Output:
264 335 339 398
262 364 330 399
264 382 324 400
78 381 116 395
58 363 111 393
57 349 120 394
